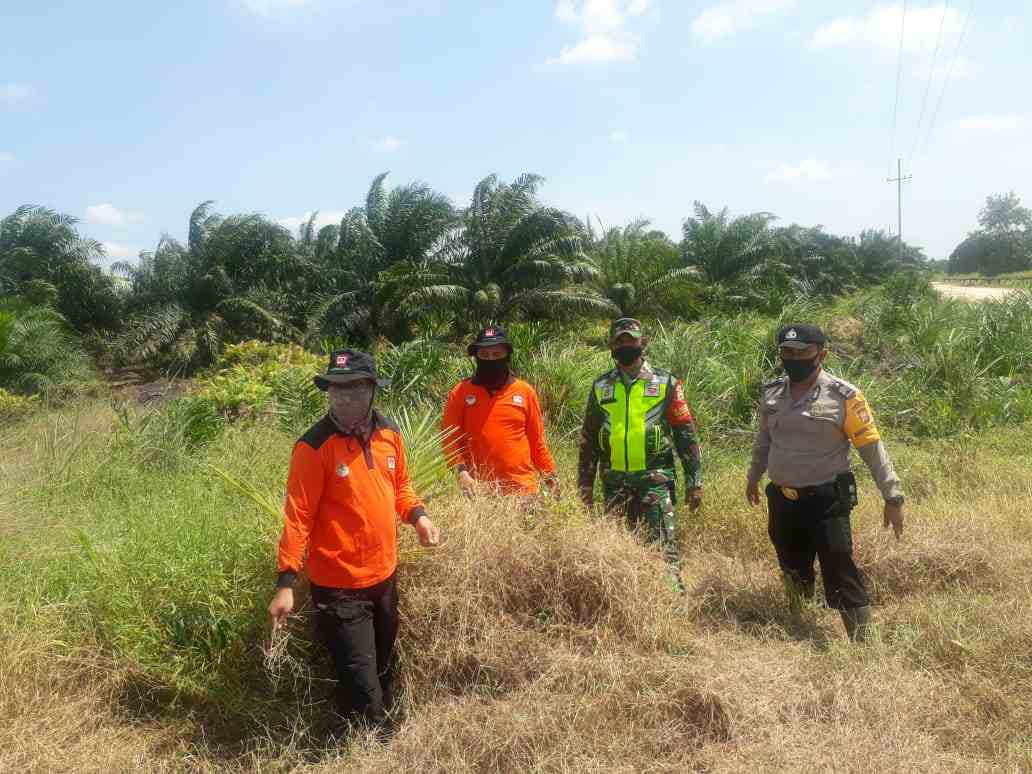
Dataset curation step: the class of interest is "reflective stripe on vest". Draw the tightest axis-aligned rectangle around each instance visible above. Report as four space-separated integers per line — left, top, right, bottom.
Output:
596 378 667 472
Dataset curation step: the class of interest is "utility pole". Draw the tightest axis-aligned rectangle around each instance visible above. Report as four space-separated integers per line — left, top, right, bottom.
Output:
887 158 912 262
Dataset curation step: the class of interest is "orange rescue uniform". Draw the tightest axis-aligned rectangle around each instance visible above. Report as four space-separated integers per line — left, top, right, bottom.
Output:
277 412 425 590
441 377 556 495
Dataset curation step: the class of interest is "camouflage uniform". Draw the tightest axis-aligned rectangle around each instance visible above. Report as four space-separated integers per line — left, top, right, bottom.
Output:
578 357 703 581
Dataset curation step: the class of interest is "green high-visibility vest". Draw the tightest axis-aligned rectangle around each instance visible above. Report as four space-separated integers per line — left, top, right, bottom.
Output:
595 377 668 472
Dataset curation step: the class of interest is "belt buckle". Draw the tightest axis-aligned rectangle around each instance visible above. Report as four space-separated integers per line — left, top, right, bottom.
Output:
781 486 800 501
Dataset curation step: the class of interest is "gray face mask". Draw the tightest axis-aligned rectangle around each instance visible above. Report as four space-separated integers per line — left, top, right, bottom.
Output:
328 383 374 432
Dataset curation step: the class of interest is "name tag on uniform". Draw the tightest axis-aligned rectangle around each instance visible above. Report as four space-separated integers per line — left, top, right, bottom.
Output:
513 394 524 405
387 456 396 470
465 395 476 406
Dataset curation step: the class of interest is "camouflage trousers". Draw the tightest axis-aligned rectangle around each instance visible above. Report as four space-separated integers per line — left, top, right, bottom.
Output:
602 469 683 590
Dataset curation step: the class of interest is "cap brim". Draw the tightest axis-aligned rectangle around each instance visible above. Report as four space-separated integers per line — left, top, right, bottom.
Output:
314 373 390 391
468 341 512 356
779 341 817 349
609 331 643 344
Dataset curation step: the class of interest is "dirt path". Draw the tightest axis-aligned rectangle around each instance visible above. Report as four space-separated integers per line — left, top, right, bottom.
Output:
931 283 1021 301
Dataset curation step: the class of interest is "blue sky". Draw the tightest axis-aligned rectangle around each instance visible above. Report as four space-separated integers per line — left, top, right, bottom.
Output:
2 1 1029 264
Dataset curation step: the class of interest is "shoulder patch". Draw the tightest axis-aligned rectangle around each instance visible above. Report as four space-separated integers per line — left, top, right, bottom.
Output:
298 415 336 451
827 378 858 400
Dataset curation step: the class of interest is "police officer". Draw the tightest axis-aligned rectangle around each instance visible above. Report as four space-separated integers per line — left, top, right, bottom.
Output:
746 324 905 642
578 318 703 587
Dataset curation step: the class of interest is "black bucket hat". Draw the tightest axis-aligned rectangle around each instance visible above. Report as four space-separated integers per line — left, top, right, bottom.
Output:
314 349 391 391
467 325 513 357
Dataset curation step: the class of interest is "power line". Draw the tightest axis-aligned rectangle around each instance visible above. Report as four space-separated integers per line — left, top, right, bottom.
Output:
909 0 950 162
889 0 908 173
920 0 975 158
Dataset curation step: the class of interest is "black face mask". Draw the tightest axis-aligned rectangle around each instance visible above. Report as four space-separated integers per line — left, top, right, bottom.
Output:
782 357 820 383
613 346 643 366
473 357 510 389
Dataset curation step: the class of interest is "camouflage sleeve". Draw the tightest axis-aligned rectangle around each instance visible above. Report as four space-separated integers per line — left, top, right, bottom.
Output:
747 408 771 489
577 386 603 505
667 378 703 490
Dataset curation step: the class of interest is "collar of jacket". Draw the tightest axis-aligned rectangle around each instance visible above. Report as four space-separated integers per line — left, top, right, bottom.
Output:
610 360 655 385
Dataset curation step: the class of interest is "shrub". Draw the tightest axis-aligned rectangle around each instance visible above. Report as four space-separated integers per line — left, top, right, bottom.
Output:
0 388 39 421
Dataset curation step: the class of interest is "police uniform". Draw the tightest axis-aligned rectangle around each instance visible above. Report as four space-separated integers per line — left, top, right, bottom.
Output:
747 325 903 639
578 320 702 583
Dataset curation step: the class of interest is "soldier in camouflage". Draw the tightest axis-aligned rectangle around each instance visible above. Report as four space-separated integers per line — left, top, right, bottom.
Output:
578 318 703 588
747 324 905 642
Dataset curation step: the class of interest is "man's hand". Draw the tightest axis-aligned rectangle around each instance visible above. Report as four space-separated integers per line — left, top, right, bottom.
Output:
746 481 761 506
883 502 904 540
687 487 703 512
414 514 440 547
544 476 561 499
458 470 476 497
268 587 294 631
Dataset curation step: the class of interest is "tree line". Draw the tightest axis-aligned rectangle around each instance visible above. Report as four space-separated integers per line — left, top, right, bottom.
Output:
948 192 1032 276
2 173 923 385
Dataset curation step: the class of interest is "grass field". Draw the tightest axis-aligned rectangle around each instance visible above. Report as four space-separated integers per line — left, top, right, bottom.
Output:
3 279 1032 772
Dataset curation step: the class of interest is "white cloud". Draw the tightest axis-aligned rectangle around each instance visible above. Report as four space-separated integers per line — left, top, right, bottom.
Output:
951 115 1032 140
101 242 139 260
609 129 629 143
548 0 653 67
278 210 350 234
0 152 14 163
1 82 33 105
813 4 965 58
373 135 403 152
86 203 145 226
692 0 795 44
766 159 855 185
242 0 311 14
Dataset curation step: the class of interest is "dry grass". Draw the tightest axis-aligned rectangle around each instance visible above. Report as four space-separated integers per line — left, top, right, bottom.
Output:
2 411 1032 772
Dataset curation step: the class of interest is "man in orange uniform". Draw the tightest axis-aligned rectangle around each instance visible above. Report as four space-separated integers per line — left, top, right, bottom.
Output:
441 326 559 497
268 349 439 731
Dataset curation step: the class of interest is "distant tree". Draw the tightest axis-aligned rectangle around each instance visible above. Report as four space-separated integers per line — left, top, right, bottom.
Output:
0 205 124 332
399 174 614 329
681 203 778 285
588 218 698 317
947 193 1032 276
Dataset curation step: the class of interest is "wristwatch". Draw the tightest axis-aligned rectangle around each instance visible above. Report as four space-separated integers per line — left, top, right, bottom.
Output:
885 495 905 507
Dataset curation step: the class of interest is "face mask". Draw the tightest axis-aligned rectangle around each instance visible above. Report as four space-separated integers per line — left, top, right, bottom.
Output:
328 384 374 433
612 346 642 366
474 357 510 389
782 357 820 383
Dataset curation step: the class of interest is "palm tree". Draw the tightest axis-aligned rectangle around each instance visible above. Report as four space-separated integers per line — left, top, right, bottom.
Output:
0 299 92 394
305 173 457 344
681 202 778 285
587 218 699 317
0 205 123 332
402 173 616 329
116 202 301 373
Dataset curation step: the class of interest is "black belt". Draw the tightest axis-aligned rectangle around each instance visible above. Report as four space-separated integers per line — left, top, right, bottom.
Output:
774 481 836 501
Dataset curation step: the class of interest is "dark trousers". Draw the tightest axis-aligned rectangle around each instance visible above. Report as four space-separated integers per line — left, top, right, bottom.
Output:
765 482 869 610
311 573 399 726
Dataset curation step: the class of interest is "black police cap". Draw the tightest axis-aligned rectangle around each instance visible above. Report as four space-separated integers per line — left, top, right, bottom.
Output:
777 324 826 349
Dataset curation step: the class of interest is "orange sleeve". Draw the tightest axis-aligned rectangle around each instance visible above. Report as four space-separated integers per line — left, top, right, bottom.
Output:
441 383 469 469
666 379 696 427
277 442 324 573
843 392 881 449
392 432 427 524
526 387 556 475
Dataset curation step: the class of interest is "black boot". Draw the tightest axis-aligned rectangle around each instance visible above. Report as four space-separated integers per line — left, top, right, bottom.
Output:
840 605 873 642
